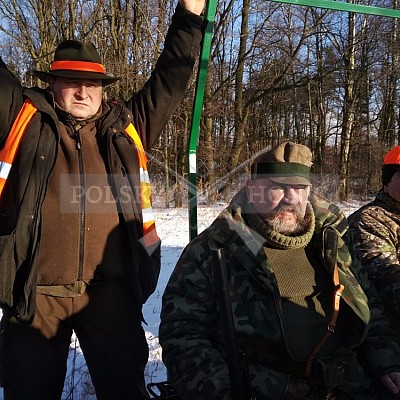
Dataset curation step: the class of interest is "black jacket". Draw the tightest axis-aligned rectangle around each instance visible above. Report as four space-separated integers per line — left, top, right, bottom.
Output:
0 4 203 323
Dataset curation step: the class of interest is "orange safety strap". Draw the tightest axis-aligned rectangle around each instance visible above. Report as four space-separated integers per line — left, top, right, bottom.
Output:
0 99 37 198
123 123 159 247
304 263 345 377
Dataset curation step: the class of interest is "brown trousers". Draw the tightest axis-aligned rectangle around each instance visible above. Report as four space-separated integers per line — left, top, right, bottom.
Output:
1 280 149 400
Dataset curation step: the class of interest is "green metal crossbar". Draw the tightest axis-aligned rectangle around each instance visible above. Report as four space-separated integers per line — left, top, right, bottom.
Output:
270 0 400 18
188 0 217 241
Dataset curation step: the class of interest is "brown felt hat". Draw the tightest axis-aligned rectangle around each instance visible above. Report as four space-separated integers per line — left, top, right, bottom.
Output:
251 141 313 185
33 40 120 85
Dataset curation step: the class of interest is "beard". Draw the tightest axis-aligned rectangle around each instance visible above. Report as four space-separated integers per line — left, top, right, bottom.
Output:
265 204 309 235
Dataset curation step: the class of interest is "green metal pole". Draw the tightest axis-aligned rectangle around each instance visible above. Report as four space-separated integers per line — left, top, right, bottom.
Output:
188 0 217 241
270 0 400 18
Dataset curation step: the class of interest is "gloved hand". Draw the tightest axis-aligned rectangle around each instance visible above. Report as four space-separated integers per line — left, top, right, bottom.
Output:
282 378 329 400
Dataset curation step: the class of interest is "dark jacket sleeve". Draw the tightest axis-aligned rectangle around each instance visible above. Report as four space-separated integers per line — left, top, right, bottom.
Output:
327 213 400 383
125 3 204 151
349 243 400 388
313 194 400 381
159 239 234 400
0 57 24 147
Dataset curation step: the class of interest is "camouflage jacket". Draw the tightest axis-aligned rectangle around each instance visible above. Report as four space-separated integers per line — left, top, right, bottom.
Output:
160 190 400 400
348 190 400 328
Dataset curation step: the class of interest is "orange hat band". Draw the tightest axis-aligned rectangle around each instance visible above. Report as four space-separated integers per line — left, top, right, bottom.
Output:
50 60 106 74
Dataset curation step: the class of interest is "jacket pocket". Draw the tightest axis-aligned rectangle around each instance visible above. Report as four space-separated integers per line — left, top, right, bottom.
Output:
0 232 16 310
314 352 358 389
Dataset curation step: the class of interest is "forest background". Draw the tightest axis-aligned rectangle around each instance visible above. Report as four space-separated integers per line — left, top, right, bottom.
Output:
1 0 400 203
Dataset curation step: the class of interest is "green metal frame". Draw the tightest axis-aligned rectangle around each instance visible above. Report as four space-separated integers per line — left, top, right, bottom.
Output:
188 0 217 241
187 0 400 240
270 0 400 18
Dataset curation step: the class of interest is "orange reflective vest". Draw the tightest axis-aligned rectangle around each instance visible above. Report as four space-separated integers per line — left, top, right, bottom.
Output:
0 99 158 246
0 99 37 196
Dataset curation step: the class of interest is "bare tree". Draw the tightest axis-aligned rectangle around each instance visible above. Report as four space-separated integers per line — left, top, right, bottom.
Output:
337 7 356 201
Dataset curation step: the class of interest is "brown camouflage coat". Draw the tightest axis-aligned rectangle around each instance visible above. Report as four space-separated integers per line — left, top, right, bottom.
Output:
160 190 400 400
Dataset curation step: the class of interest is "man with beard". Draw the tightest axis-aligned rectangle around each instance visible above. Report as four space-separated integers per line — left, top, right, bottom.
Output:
159 141 400 400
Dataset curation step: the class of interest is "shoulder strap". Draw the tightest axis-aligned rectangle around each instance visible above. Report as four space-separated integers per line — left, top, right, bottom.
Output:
304 263 344 377
124 123 159 246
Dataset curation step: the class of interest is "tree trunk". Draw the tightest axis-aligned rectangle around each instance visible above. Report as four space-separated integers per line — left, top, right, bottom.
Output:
338 8 356 202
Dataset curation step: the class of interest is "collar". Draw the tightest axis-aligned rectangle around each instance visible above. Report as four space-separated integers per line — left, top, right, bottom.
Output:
377 189 400 213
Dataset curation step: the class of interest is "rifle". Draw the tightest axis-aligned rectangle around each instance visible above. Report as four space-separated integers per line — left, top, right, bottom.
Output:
148 249 256 400
212 248 257 400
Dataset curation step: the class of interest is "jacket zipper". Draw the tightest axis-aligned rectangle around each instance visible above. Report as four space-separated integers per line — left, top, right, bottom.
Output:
75 132 85 286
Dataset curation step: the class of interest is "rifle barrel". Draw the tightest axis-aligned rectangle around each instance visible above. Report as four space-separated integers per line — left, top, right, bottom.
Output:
213 248 252 400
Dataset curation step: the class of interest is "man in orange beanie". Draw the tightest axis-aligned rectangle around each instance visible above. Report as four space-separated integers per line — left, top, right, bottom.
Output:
349 145 400 338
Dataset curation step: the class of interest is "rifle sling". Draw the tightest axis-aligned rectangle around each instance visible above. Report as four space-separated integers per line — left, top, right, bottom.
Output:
304 263 344 377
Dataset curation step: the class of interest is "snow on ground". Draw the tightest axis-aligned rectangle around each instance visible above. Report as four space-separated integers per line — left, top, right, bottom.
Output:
0 200 365 399
143 205 226 388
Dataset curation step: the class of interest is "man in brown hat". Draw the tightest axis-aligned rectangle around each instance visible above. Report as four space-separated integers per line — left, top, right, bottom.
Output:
159 141 400 399
0 1 205 399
